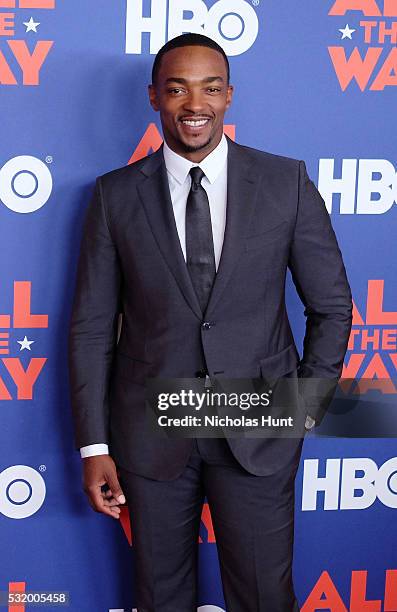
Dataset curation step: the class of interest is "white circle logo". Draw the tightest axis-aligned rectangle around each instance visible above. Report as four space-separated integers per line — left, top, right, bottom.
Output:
206 0 258 56
0 465 46 519
0 155 53 213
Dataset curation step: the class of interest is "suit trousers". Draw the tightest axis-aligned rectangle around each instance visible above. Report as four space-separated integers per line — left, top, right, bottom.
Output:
117 437 303 612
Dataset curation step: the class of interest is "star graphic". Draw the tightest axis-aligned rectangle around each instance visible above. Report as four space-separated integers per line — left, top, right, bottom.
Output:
339 24 355 40
17 336 35 351
23 17 40 33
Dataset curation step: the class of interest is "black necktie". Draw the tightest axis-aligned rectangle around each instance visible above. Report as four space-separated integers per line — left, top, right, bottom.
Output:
185 166 216 313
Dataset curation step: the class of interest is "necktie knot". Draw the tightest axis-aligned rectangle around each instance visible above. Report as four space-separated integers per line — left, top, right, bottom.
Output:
189 166 205 191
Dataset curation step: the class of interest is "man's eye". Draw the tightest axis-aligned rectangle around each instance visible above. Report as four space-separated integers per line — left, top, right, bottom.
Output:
207 88 221 93
169 88 183 94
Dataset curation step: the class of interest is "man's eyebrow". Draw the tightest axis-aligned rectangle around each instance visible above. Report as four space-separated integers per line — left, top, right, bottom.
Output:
165 76 225 84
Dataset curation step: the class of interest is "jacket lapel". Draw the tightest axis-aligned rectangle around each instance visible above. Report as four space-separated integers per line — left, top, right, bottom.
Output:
204 136 260 318
137 145 203 320
136 136 261 321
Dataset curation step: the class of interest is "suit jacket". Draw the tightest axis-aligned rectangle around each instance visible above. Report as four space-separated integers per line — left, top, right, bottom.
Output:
68 135 353 480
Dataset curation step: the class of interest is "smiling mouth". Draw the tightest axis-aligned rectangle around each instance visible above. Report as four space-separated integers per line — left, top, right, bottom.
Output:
179 118 211 131
181 118 209 126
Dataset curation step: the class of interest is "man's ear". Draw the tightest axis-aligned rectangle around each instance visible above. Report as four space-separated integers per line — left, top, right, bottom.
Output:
225 84 234 110
148 84 159 112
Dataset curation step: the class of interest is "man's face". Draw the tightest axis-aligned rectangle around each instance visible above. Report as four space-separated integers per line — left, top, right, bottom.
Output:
149 45 233 162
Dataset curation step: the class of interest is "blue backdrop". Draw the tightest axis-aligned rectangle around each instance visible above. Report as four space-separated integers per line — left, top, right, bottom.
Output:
1 1 397 610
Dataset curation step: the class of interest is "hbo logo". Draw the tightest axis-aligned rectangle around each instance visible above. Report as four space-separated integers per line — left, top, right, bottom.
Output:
126 0 259 56
0 465 46 519
318 158 397 214
0 155 52 213
302 457 397 511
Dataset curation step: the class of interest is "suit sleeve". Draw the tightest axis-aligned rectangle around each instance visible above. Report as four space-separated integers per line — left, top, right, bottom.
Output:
288 161 353 425
68 177 122 450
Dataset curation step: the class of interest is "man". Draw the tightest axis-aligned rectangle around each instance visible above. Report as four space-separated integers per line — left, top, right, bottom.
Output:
68 33 352 611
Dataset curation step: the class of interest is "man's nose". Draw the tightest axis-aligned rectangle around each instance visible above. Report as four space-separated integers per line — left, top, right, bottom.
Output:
183 90 206 113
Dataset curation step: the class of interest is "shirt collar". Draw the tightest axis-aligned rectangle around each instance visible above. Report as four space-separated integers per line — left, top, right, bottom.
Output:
162 133 228 185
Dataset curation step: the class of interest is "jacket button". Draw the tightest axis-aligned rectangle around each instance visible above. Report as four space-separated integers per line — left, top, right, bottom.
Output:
202 322 213 330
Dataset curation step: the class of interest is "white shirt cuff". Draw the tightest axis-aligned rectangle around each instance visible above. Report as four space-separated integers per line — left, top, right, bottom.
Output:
80 443 109 458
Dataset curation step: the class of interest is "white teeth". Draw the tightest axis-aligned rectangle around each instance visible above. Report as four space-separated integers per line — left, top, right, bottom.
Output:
181 119 208 126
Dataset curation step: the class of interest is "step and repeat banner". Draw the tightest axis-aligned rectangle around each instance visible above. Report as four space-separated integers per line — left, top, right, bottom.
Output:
1 1 396 610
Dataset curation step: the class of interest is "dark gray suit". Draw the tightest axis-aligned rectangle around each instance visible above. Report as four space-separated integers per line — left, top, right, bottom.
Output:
69 135 352 477
68 135 352 611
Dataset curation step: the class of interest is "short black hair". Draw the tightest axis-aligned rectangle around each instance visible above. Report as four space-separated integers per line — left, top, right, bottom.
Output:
151 33 230 85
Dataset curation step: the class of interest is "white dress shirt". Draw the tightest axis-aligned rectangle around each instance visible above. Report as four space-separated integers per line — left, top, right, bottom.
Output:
80 134 229 458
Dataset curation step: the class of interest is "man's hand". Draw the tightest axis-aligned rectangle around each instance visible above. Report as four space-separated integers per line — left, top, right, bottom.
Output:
304 414 316 431
82 454 126 519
